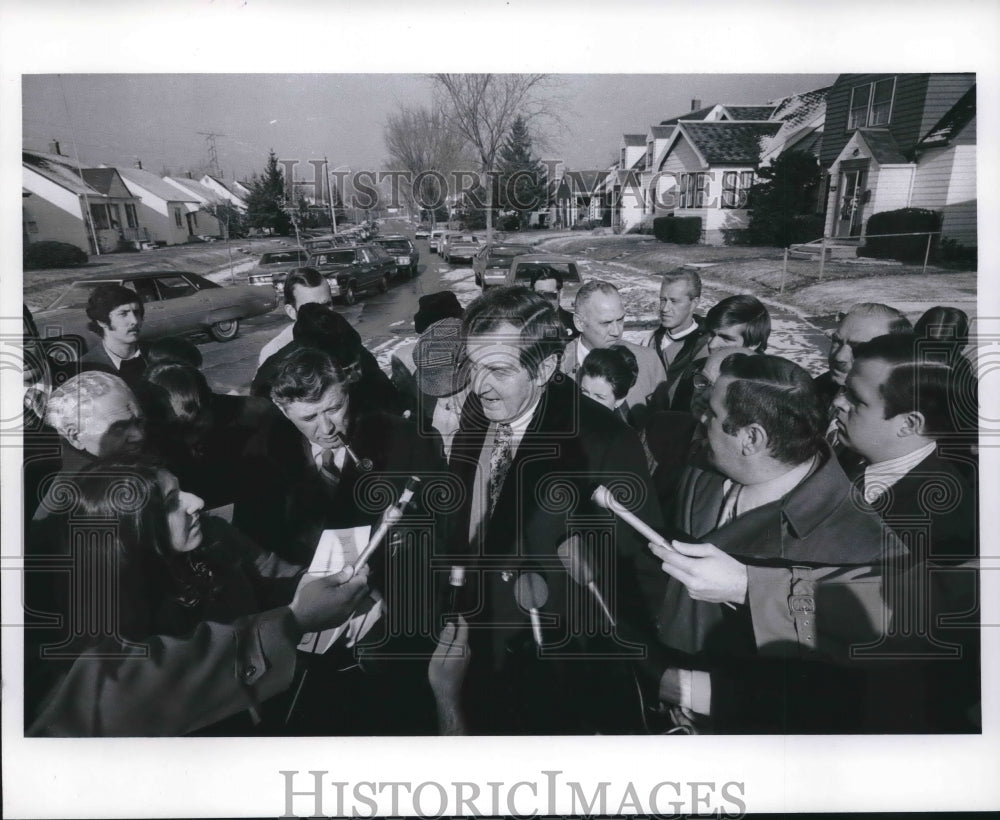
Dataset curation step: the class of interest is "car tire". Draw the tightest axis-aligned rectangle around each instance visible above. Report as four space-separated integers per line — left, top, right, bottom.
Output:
342 282 357 305
378 273 390 294
410 264 418 278
209 319 240 342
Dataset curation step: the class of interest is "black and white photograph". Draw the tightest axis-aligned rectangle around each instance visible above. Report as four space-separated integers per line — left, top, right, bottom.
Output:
3 1 998 817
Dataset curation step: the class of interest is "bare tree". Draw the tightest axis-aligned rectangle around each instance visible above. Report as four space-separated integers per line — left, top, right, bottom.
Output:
383 105 471 225
430 73 556 240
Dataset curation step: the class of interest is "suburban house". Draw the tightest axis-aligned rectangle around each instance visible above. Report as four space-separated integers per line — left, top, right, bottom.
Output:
651 88 828 243
818 73 976 249
199 174 250 211
161 176 225 238
606 134 647 231
551 166 609 228
22 148 149 254
117 166 203 246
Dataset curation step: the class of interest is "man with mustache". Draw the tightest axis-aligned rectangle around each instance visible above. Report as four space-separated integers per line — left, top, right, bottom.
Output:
80 283 148 388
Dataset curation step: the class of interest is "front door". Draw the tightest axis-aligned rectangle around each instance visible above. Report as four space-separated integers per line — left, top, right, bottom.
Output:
835 169 867 238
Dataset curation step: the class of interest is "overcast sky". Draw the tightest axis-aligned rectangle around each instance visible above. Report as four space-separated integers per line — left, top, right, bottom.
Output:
22 73 836 182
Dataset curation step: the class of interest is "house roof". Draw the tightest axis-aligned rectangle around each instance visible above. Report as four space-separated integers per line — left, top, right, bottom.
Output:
680 121 782 164
623 134 646 147
660 105 717 126
649 125 672 139
163 176 222 203
758 86 829 160
204 174 250 199
629 153 645 170
856 129 908 164
23 150 105 197
119 166 200 203
561 169 608 194
78 168 122 196
916 84 976 150
722 105 775 121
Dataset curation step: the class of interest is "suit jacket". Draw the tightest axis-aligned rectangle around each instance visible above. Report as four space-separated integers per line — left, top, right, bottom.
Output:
234 409 446 567
559 339 666 428
657 448 910 733
839 448 979 731
447 377 668 733
80 343 147 389
645 319 708 410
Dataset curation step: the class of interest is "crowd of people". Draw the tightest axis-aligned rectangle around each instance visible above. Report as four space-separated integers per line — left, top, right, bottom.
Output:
21 264 980 736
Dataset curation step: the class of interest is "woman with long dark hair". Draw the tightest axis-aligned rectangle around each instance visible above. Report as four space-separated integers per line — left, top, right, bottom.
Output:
26 462 370 736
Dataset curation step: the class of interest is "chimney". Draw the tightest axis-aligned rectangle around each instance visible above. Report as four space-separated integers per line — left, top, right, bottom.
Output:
48 140 62 155
691 99 701 112
186 171 193 179
134 158 143 170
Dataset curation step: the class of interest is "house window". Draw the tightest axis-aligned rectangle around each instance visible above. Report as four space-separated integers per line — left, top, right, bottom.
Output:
680 172 708 208
174 208 183 228
90 203 110 230
721 171 755 209
125 203 138 229
847 77 896 129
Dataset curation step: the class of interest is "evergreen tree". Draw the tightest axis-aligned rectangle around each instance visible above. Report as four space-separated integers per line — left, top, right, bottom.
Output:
245 150 293 236
497 116 546 230
742 150 822 247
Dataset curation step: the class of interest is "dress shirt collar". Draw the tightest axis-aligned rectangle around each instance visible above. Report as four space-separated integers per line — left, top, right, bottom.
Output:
722 454 817 520
310 440 348 472
863 441 937 503
103 343 142 370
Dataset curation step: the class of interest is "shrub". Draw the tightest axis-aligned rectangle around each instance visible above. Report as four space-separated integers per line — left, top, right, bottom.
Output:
860 208 942 262
938 237 978 269
24 241 88 269
653 215 702 244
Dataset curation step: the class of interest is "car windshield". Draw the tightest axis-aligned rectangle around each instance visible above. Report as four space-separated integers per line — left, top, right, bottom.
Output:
513 262 581 284
47 282 108 310
378 240 411 252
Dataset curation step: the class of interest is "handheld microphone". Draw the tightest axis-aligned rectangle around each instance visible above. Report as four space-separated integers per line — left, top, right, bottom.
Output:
353 475 421 571
592 485 736 611
513 572 549 648
334 432 374 473
557 535 615 627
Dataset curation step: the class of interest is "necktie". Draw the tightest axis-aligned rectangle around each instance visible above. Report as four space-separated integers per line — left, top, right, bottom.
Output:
319 448 342 491
716 481 743 527
488 423 514 516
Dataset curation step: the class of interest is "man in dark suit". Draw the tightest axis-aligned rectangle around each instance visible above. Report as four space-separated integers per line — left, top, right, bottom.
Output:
648 353 908 733
79 284 148 389
528 265 578 340
833 333 979 730
449 286 667 734
234 346 448 733
560 280 665 427
644 269 708 409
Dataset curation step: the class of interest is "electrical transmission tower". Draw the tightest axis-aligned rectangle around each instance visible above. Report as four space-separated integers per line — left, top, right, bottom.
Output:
197 131 227 177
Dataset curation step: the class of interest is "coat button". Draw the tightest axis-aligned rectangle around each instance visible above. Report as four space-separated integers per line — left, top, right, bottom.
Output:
243 665 257 679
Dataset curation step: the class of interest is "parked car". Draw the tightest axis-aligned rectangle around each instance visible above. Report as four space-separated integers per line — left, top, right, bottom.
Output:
440 232 481 263
307 244 396 305
474 243 534 288
446 236 482 265
32 271 278 357
414 223 431 240
429 229 447 253
248 248 310 287
371 235 420 278
506 254 584 302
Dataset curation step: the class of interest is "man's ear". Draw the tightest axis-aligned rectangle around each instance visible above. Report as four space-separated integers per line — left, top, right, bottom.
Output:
741 422 768 456
283 303 297 322
62 423 83 449
899 411 928 437
534 353 560 386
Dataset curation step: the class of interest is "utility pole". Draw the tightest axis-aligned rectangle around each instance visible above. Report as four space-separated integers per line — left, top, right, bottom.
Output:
326 158 338 236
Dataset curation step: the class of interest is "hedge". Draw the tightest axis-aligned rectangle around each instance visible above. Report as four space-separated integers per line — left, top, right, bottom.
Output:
859 208 942 262
24 241 88 269
653 215 702 244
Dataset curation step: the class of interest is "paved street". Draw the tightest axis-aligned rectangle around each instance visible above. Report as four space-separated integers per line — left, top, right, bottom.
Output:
198 223 831 395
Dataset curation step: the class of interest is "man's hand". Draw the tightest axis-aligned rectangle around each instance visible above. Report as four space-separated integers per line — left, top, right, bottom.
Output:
649 540 748 605
428 616 470 735
288 565 371 634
